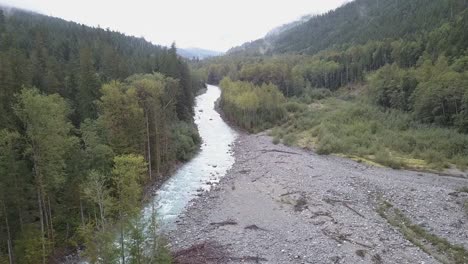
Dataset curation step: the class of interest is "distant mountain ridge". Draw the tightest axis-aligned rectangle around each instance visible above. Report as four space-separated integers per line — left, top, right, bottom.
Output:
178 47 223 59
265 14 314 38
227 14 313 56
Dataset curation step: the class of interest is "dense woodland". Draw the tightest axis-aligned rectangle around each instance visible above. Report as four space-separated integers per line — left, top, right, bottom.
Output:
228 0 468 56
0 7 202 263
1 0 468 262
199 0 468 170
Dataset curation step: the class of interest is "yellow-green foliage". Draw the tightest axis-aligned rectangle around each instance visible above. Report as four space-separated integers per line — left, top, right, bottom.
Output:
220 78 287 132
272 98 468 170
377 201 468 264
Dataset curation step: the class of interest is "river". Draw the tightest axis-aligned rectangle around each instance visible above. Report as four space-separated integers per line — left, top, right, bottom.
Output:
70 85 235 263
142 84 237 229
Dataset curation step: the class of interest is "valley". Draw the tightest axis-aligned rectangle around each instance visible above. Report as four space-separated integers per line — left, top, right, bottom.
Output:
0 0 467 263
169 88 468 264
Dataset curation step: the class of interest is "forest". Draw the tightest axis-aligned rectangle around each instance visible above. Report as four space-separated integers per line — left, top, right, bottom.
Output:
227 0 467 56
0 7 202 263
198 0 468 170
1 0 468 262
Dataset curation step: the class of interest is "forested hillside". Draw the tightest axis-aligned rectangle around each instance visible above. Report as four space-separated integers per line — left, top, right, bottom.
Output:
0 7 202 263
228 0 467 55
199 0 468 171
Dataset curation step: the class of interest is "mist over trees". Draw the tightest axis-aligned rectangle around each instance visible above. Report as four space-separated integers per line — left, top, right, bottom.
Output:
200 3 468 132
1 0 468 262
228 0 467 56
195 0 468 169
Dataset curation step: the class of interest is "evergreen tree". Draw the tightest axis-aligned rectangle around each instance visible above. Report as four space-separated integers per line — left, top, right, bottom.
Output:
111 154 147 264
0 6 202 261
14 88 77 263
77 47 101 120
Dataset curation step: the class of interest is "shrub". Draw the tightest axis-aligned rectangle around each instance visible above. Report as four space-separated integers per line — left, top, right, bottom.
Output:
220 78 287 132
271 97 468 170
272 137 280 145
374 150 404 169
284 101 307 113
171 122 201 161
282 133 297 146
316 133 345 155
301 88 332 103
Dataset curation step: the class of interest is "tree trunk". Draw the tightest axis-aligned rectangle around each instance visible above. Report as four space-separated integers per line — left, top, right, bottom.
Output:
47 195 54 248
98 197 105 229
12 165 24 231
65 223 69 240
36 186 46 264
145 109 153 180
79 198 85 227
32 141 47 264
153 116 161 175
120 210 125 264
2 200 13 264
41 191 50 244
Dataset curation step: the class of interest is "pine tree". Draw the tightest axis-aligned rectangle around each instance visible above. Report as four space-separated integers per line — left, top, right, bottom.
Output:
111 154 147 264
77 47 100 120
14 88 77 263
0 10 5 33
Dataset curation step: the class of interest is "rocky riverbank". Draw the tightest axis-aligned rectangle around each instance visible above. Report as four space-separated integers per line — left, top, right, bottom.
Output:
168 132 468 264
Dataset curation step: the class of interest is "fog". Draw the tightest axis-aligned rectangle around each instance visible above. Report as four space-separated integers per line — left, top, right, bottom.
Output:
1 0 349 51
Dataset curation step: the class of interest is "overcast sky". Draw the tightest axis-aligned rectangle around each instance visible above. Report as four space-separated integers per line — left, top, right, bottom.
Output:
1 0 349 51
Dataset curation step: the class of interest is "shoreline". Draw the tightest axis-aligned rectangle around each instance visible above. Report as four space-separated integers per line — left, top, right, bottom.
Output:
143 86 211 202
168 132 468 263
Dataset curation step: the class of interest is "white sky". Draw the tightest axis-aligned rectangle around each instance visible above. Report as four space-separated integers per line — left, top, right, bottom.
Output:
1 0 349 52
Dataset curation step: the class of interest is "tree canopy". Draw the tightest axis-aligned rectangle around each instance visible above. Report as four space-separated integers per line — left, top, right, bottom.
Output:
0 6 202 263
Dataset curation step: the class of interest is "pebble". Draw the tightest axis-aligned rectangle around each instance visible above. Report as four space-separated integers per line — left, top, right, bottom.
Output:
168 133 468 263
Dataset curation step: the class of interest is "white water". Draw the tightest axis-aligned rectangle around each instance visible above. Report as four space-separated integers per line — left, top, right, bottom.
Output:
142 84 237 229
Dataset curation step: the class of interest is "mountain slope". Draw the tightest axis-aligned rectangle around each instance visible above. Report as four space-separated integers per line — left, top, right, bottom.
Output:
202 0 468 173
228 0 467 55
227 14 313 56
265 14 313 38
0 6 199 126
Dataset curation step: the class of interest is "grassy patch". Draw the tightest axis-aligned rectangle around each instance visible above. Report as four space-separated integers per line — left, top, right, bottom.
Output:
273 98 468 171
377 200 468 264
337 154 385 168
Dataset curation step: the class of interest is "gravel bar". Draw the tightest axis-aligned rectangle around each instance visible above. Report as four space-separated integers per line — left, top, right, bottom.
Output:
168 133 468 264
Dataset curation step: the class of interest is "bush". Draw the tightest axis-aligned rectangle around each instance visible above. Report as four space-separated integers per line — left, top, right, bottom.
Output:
272 137 280 145
368 64 417 111
14 225 49 264
284 101 307 113
300 88 332 103
272 97 468 170
374 150 404 169
316 132 345 155
220 78 287 132
171 122 201 161
282 133 297 146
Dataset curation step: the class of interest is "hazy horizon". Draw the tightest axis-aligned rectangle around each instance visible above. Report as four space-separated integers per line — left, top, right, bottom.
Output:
0 0 349 51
